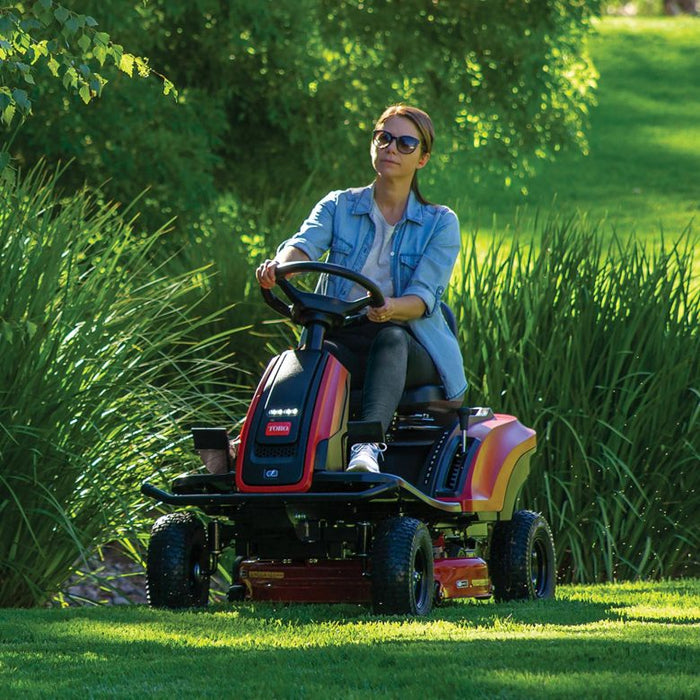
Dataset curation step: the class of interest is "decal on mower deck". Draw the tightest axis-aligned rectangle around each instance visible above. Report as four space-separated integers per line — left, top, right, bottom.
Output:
264 421 292 436
248 570 285 580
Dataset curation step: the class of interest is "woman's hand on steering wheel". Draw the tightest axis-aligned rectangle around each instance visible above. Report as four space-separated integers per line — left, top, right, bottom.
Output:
256 259 279 289
367 298 395 323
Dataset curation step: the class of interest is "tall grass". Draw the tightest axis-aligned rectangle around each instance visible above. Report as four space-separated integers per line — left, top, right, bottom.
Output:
450 219 699 582
0 163 242 607
158 187 319 387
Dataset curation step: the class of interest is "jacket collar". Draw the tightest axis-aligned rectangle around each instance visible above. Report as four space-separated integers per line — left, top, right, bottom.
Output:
351 183 424 224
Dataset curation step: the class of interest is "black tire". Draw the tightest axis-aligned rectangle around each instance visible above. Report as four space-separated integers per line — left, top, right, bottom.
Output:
146 512 210 608
489 509 556 602
371 517 434 616
227 555 246 601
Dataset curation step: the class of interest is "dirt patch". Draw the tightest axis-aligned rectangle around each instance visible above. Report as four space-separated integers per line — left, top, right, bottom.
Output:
57 544 148 606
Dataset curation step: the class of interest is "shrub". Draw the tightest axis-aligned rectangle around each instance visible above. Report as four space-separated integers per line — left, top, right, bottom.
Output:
157 189 314 388
450 221 699 581
0 162 242 607
9 0 601 228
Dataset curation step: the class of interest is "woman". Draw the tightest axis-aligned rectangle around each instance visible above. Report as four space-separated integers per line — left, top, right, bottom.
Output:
256 104 466 473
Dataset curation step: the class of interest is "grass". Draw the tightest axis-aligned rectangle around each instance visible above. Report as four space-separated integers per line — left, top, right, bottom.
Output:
439 17 700 244
1 580 698 698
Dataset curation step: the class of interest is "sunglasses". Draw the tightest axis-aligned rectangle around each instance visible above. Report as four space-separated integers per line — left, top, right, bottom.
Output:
372 129 421 155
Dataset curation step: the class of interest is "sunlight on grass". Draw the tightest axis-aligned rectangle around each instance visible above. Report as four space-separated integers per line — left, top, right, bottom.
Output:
1 582 698 698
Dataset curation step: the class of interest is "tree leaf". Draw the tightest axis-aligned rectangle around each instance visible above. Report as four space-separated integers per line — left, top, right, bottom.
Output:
93 31 110 47
119 53 134 77
2 102 16 126
47 56 60 76
134 56 150 78
94 45 107 67
77 33 91 53
63 17 79 36
12 88 30 111
53 6 69 24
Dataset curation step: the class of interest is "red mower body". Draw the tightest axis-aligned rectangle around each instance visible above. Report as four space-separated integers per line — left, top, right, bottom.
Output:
458 413 536 515
235 350 349 493
239 556 492 604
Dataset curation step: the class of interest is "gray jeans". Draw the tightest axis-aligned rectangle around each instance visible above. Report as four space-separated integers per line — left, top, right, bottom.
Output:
324 321 440 433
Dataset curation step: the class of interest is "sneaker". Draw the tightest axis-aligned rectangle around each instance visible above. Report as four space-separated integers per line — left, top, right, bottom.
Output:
347 442 387 473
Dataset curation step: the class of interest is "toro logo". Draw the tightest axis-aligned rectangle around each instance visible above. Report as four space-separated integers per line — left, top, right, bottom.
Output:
265 421 292 437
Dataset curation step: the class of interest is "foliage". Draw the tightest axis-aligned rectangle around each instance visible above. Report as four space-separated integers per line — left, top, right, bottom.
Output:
157 188 316 388
8 0 601 229
603 1 663 13
442 16 700 242
1 581 699 697
0 1 174 125
0 162 242 607
450 221 699 582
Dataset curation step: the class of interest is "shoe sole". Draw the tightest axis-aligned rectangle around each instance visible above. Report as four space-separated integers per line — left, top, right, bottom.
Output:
347 463 379 473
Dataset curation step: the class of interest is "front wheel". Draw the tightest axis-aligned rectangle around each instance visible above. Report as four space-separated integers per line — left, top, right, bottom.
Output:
146 512 210 608
489 510 556 602
371 517 434 616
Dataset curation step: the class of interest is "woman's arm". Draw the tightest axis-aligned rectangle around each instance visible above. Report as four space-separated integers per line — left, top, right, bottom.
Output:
367 294 426 323
402 209 461 316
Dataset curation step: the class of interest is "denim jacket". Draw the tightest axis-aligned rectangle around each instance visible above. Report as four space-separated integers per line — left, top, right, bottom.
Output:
279 185 467 400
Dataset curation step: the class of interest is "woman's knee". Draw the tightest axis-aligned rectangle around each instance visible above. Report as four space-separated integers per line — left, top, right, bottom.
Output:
372 324 411 353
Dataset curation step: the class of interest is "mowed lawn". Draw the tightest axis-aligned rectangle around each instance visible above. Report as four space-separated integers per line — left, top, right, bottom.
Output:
444 17 700 244
1 580 698 699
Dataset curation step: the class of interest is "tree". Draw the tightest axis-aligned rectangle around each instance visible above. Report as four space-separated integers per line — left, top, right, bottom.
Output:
663 0 697 14
0 1 174 126
6 1 603 228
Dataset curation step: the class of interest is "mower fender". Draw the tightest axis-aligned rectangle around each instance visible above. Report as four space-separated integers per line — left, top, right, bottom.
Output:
459 414 536 514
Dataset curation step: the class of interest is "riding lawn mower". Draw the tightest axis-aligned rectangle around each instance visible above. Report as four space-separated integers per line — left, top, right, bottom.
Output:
141 261 556 615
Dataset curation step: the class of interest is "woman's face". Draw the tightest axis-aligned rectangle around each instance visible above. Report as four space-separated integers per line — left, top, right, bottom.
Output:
371 115 430 181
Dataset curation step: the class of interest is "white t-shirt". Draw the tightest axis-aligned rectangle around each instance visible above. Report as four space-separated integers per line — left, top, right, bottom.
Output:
346 197 396 302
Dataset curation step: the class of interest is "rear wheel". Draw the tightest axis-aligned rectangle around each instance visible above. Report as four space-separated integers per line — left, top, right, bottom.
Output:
489 510 556 602
371 517 434 616
147 512 210 608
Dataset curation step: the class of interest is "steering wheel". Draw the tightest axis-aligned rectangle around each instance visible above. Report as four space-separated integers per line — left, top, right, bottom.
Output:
260 261 385 328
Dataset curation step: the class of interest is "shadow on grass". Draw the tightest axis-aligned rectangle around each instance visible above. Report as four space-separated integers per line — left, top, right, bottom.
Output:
2 602 698 699
212 585 700 627
219 597 618 627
